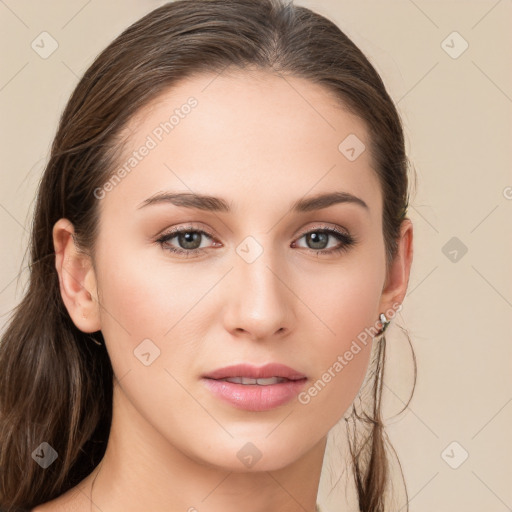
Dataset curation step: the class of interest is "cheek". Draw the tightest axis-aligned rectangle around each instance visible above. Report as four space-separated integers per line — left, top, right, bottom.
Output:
94 246 208 364
297 257 383 417
306 255 383 346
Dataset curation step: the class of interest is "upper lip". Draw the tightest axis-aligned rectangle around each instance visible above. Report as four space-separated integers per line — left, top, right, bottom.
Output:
203 363 307 381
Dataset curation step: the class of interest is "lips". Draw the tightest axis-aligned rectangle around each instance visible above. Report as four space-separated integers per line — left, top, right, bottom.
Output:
202 363 307 381
202 374 308 411
218 376 289 385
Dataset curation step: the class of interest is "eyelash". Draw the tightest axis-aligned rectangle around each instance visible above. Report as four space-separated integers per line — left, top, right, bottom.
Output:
155 224 357 258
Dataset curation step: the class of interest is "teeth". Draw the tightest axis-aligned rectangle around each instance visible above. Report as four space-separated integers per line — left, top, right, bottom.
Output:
220 376 288 385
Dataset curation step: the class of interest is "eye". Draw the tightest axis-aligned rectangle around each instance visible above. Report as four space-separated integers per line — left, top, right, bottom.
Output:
156 224 357 259
292 225 357 256
156 225 218 258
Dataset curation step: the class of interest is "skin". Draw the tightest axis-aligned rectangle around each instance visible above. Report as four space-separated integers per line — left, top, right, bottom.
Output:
37 68 413 511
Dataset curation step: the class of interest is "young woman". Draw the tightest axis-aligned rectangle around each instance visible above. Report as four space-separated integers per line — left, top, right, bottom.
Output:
0 1 415 510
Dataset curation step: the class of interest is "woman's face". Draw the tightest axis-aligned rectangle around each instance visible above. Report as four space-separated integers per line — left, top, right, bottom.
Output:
82 68 404 471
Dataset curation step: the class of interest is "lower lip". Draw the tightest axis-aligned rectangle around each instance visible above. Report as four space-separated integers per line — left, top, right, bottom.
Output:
202 378 308 412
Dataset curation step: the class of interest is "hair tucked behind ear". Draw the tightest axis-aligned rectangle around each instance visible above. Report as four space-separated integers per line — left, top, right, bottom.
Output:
0 0 415 509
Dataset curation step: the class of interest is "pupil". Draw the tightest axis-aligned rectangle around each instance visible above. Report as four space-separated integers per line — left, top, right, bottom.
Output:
180 231 201 249
308 232 327 249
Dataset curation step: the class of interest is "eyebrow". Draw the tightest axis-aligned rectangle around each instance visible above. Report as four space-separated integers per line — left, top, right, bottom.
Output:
137 190 369 213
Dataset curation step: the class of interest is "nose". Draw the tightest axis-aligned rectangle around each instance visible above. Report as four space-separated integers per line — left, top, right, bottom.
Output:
222 246 296 341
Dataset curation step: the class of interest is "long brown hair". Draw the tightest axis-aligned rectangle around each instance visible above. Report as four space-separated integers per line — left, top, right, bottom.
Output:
0 0 416 509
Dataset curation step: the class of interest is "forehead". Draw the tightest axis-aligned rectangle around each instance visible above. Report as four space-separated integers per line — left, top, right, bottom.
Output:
102 68 381 217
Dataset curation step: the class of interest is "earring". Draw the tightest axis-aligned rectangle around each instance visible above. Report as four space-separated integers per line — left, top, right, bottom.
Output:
89 336 103 346
376 313 391 337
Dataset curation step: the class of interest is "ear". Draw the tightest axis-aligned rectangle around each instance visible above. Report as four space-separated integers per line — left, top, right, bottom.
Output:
53 218 101 333
378 219 414 320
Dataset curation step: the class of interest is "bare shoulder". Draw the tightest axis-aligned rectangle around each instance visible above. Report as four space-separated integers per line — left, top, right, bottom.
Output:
31 483 91 512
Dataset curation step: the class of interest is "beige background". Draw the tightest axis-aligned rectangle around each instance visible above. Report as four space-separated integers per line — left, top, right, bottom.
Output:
1 1 511 510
